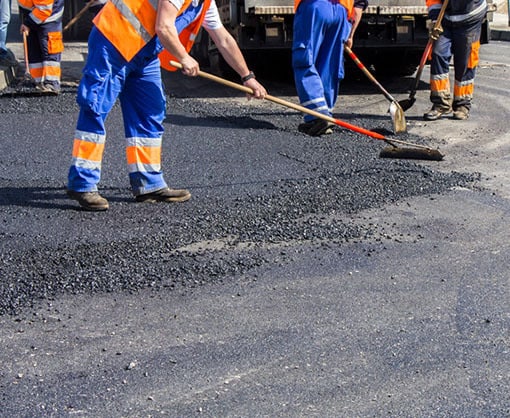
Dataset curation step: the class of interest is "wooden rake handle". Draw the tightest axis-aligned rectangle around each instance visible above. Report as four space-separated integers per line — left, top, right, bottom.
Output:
63 1 92 32
169 60 391 141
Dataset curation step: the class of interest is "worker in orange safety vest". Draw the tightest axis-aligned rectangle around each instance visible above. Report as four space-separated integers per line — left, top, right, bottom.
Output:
423 0 488 121
66 0 267 211
18 0 64 93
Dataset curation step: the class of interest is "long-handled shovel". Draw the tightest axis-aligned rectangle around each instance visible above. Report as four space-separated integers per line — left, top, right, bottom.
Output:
398 0 449 111
169 61 443 161
344 46 406 134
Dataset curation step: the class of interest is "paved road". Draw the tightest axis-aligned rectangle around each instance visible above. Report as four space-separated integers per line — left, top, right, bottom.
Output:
0 37 509 417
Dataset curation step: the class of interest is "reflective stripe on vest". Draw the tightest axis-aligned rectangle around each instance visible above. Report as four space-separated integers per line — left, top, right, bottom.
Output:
294 0 354 19
93 0 159 62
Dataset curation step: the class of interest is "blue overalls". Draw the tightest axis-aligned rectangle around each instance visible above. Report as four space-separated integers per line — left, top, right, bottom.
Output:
67 1 207 196
292 0 352 122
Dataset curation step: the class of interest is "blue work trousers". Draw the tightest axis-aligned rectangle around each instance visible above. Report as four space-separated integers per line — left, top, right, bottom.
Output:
68 27 168 195
292 0 351 122
0 0 10 51
430 18 483 109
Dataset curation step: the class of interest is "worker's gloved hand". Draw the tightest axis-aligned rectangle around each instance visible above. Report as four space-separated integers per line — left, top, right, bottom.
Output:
426 8 443 41
429 24 443 40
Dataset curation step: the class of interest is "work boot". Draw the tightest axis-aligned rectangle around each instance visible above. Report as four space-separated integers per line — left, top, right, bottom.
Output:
452 105 469 120
67 190 109 211
423 104 452 121
298 119 334 136
136 187 191 203
35 82 60 95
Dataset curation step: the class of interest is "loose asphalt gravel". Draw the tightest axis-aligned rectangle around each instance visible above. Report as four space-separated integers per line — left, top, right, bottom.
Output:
0 86 477 315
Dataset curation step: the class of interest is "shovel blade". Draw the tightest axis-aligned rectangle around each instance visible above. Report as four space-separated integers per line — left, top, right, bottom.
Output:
389 101 407 134
398 97 416 112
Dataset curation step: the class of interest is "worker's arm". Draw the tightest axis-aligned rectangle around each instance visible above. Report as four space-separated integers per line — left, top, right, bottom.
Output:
205 25 267 99
155 0 200 76
345 6 364 49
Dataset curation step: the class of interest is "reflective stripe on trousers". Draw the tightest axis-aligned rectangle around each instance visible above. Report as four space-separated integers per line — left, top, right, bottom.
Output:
67 27 167 195
26 20 62 86
430 19 483 109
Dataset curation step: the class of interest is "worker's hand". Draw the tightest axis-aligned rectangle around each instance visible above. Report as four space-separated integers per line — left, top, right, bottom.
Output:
428 20 443 40
180 55 200 77
345 36 354 49
20 24 29 35
243 78 267 100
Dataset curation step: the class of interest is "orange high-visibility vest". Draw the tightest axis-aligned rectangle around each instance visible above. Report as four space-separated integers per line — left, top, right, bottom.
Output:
93 0 210 63
294 0 355 19
159 0 212 71
18 0 64 24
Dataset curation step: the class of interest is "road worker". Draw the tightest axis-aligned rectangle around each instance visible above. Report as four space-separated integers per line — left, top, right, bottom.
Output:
66 0 267 211
18 0 64 93
424 0 488 121
292 0 368 136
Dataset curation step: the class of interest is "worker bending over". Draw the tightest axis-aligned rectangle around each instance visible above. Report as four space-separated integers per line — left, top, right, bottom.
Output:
67 0 267 211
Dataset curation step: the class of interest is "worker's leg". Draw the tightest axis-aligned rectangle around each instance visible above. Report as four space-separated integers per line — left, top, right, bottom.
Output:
0 0 11 54
26 28 44 83
316 4 350 111
119 53 168 196
292 0 334 122
38 21 63 92
451 19 482 118
67 27 125 193
424 25 453 120
430 25 453 108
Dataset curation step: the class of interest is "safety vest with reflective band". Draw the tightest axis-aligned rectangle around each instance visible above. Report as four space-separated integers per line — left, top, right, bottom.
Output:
159 0 212 71
93 0 211 64
426 0 487 24
294 0 355 19
18 0 64 25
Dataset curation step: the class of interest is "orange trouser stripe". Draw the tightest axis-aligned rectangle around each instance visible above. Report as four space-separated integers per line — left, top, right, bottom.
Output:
29 66 44 79
30 64 61 78
72 139 105 162
430 77 450 93
43 65 61 78
454 83 474 98
126 146 161 165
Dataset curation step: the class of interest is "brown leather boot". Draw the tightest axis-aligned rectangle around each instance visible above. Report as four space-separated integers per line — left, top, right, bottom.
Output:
136 187 191 203
423 104 452 121
67 190 109 211
453 105 470 120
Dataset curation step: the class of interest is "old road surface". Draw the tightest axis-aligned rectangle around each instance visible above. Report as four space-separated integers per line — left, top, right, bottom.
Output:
1 41 509 416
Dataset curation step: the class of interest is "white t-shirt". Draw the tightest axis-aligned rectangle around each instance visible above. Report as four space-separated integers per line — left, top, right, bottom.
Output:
168 0 223 30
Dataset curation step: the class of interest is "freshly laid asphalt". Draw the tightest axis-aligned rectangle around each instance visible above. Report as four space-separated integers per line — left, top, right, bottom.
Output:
0 6 509 418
